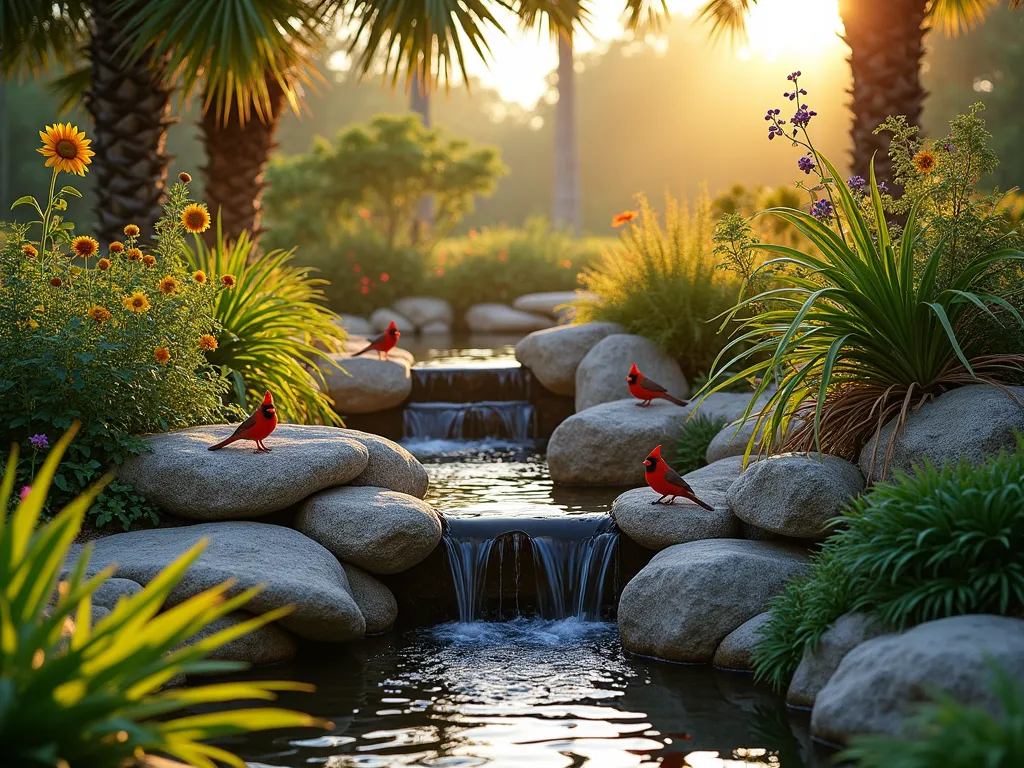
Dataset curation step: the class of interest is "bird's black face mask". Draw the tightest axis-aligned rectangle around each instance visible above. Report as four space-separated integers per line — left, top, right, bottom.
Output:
627 373 638 385
262 404 276 419
643 457 656 472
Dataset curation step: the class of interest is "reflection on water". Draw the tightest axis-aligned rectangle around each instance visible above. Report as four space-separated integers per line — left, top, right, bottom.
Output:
405 334 522 369
227 620 820 768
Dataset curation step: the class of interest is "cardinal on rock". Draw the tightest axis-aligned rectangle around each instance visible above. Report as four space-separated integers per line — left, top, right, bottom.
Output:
643 445 714 509
352 320 400 360
627 363 687 407
208 390 278 452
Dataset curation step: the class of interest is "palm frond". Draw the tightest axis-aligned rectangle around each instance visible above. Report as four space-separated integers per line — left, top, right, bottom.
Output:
695 0 755 43
928 0 1000 35
0 0 90 77
46 56 91 113
620 0 669 34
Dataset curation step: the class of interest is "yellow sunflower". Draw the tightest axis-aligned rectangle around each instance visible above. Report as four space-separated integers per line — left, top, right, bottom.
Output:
126 247 142 261
181 203 211 234
220 273 236 288
158 275 179 295
37 123 95 176
192 270 207 284
88 305 112 324
913 150 936 174
123 224 140 238
109 241 125 254
97 258 111 271
71 235 99 258
142 254 156 266
154 346 171 364
21 244 38 258
122 291 151 313
198 333 218 351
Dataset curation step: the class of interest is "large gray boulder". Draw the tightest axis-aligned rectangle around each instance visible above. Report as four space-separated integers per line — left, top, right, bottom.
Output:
812 615 1024 744
859 385 1024 482
788 613 889 709
393 296 452 328
465 303 553 333
346 430 430 498
515 322 623 396
322 355 412 414
91 578 143 610
513 291 596 320
575 334 689 412
336 314 373 336
76 522 366 642
342 563 398 634
295 486 442 575
706 413 789 464
371 307 414 334
714 611 773 671
727 453 864 539
180 611 298 673
548 394 759 486
611 456 747 550
618 539 809 662
116 425 369 521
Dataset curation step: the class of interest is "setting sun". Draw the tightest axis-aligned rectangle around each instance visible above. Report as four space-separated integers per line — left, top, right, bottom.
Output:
737 0 844 60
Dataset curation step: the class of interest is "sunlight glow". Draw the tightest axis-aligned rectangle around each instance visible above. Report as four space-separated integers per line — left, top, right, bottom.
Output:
741 0 844 61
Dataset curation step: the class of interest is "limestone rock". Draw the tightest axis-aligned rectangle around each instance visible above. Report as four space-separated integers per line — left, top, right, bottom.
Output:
727 453 864 539
75 522 366 642
371 307 415 334
346 430 430 498
714 611 773 671
515 322 623 396
618 539 809 662
323 355 412 414
116 425 369 521
859 385 1024 482
295 486 442 575
465 303 554 333
611 456 747 550
393 297 453 328
811 615 1024 745
787 613 889 709
575 334 689 412
548 394 760 486
342 563 398 633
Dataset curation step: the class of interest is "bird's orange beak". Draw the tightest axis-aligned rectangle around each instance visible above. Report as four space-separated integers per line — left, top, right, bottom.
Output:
629 363 640 376
262 390 273 406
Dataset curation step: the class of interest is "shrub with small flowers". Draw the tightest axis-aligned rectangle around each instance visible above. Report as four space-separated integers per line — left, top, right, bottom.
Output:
0 124 233 528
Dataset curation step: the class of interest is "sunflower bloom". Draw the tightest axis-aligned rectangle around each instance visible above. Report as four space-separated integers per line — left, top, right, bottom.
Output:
122 291 151 313
198 333 218 352
108 241 125 254
612 210 638 228
126 247 142 261
21 244 38 258
913 150 936 174
158 275 179 295
97 258 111 271
154 346 171 364
37 123 94 176
71 235 99 258
181 203 211 234
88 305 112 324
142 254 156 266
192 270 207 284
220 273 236 288
123 224 140 238
179 172 192 183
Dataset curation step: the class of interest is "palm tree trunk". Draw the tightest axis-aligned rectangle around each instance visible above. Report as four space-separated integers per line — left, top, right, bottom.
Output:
553 31 581 236
410 67 433 243
85 0 175 247
200 73 286 243
841 0 928 187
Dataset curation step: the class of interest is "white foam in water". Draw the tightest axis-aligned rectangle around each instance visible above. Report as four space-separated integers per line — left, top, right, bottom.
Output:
429 617 616 647
402 437 537 458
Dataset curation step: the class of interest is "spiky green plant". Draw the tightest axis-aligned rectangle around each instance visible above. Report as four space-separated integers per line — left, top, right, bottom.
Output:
838 663 1024 768
699 156 1024 470
673 413 727 474
0 423 327 767
186 222 344 425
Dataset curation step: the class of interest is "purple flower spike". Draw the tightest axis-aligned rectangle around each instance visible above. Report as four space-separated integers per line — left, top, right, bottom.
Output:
877 180 890 195
810 199 834 221
847 175 867 195
791 107 817 128
29 434 48 450
943 141 957 153
798 155 816 174
787 70 802 81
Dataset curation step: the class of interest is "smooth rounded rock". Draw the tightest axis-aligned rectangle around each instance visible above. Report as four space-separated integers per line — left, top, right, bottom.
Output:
611 457 747 550
337 314 374 336
811 615 1024 745
323 355 412 414
548 394 761 486
420 320 451 335
513 291 596 319
465 303 554 333
727 453 864 539
576 334 689 412
343 336 414 366
295 486 442 575
116 425 369 521
181 611 299 673
515 322 624 396
706 414 790 464
393 297 452 328
346 430 430 498
787 613 890 709
859 385 1024 482
371 307 415 334
618 539 809 663
91 578 144 610
342 563 398 633
75 522 366 642
714 611 773 671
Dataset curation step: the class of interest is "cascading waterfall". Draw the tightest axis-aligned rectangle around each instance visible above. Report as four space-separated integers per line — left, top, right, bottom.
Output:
403 401 535 441
531 532 618 620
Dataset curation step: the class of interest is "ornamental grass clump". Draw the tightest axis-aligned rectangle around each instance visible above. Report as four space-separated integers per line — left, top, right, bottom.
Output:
752 437 1024 691
0 123 235 528
0 424 327 767
699 75 1024 470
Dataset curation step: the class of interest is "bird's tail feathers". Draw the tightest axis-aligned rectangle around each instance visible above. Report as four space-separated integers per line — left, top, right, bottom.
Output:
207 436 237 451
351 344 373 357
692 495 714 511
664 393 689 406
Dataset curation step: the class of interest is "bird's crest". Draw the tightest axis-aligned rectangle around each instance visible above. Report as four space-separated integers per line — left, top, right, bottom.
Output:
629 363 640 375
648 444 663 459
262 390 274 405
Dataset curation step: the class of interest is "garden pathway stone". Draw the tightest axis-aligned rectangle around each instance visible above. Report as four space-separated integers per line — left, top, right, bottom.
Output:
515 321 624 396
575 334 689 412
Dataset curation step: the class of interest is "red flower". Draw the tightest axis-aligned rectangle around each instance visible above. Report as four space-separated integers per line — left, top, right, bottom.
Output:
358 208 371 219
353 264 362 273
360 276 370 285
380 273 390 282
435 267 445 277
497 251 507 262
360 286 370 294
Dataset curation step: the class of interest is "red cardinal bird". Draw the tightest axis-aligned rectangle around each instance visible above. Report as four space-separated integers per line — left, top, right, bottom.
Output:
352 321 401 360
208 390 278 453
643 445 714 509
627 363 687 407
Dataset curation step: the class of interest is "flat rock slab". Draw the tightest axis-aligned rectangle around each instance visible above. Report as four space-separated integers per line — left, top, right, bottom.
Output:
515 322 623 396
117 425 370 521
323 355 412 414
727 452 864 540
714 611 773 671
513 291 596 319
75 522 365 642
465 303 554 333
295 486 442 575
345 430 430 498
618 539 809 663
576 334 690 412
342 563 398 634
612 456 748 550
548 394 760 486
812 615 1024 745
